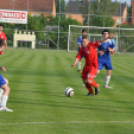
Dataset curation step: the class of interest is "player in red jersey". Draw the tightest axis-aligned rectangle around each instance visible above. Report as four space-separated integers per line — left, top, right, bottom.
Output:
0 24 8 55
71 34 114 96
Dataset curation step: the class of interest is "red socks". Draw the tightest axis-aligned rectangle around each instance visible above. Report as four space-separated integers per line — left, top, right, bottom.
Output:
85 83 94 94
91 80 98 88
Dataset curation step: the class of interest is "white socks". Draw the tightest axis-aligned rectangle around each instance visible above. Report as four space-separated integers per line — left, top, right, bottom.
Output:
77 62 81 71
0 95 8 107
104 75 111 85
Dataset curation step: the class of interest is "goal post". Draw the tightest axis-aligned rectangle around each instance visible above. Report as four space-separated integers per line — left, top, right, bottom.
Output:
68 25 134 53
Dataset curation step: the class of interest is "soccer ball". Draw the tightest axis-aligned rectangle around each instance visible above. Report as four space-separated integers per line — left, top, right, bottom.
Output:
64 87 74 97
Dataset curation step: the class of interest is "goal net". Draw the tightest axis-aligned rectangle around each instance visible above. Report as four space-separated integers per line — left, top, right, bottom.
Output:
68 25 134 53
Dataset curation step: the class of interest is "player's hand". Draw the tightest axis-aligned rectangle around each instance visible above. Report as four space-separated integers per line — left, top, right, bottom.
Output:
108 48 114 52
109 33 114 39
99 51 104 56
71 64 75 68
0 67 6 72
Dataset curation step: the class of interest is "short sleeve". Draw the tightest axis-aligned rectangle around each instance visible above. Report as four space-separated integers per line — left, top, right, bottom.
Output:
77 36 81 45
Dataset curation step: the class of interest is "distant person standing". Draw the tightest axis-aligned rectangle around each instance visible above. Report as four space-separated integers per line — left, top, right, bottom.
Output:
77 29 87 73
0 24 8 55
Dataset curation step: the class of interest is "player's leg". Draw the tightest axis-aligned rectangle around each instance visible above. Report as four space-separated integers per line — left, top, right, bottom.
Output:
96 58 103 75
0 78 7 102
96 70 100 75
103 60 113 89
83 68 100 95
81 70 94 96
83 78 94 96
77 58 82 73
0 77 13 112
87 79 100 95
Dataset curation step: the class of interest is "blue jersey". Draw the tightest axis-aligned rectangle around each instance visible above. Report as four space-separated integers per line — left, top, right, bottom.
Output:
98 39 114 59
77 36 82 51
98 39 114 70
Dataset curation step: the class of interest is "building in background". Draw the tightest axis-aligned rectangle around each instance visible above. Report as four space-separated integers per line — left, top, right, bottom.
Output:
65 0 127 26
131 0 134 24
0 0 56 17
112 3 127 26
65 0 87 24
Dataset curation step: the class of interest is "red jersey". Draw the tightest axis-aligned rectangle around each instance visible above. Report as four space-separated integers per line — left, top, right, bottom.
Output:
0 32 7 41
76 41 100 71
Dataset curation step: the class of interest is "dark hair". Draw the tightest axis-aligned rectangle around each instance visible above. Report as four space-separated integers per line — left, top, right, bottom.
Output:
102 29 109 35
82 35 88 39
0 24 3 27
82 29 87 33
0 39 5 47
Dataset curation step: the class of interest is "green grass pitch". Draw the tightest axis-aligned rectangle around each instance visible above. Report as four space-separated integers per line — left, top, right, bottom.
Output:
0 48 134 134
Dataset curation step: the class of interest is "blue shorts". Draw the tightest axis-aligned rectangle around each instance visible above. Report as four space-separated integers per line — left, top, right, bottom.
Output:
0 75 6 87
98 58 113 70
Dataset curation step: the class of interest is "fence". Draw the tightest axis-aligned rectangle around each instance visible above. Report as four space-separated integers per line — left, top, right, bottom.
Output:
0 0 134 52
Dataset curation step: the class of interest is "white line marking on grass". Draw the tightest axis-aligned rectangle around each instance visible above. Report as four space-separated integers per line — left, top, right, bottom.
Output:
0 121 134 126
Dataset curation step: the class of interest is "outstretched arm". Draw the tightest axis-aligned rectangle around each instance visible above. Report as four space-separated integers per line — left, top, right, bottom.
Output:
71 58 80 68
72 48 82 68
5 41 8 50
98 33 114 44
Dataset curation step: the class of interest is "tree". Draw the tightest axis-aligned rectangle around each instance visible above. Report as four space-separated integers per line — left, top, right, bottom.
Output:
80 0 119 26
56 0 65 14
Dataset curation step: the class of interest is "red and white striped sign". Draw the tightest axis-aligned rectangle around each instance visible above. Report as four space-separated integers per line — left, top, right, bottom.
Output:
0 9 27 24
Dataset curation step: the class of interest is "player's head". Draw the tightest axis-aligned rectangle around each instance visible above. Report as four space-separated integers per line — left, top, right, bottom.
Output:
0 24 3 32
82 35 88 48
102 29 109 39
82 29 87 35
0 39 5 51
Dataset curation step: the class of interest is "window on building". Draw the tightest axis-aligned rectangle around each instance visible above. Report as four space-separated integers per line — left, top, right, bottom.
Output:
31 14 40 17
117 19 121 24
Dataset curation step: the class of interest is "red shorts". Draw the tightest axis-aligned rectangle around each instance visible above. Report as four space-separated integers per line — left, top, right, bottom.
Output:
81 67 97 80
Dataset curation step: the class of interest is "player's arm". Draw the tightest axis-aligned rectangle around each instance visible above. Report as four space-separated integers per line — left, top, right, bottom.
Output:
4 33 8 50
77 37 82 49
94 33 115 47
108 47 114 52
71 58 80 68
77 44 81 49
71 49 82 68
5 40 8 50
108 37 115 52
0 67 6 72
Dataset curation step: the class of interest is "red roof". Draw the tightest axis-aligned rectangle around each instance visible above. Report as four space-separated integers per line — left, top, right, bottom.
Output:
0 0 54 12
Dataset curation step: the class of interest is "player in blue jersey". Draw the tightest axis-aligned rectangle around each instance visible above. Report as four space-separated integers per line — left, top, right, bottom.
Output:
96 29 114 89
77 29 87 73
0 39 13 112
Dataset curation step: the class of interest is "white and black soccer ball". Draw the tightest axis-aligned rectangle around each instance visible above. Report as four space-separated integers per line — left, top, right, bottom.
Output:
64 87 74 97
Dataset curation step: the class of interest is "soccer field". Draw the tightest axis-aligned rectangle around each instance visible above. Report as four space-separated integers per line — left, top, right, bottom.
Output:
0 48 134 134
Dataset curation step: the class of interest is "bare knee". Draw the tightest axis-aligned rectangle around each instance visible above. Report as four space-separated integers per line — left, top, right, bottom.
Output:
96 70 100 75
83 79 92 84
107 70 112 76
83 78 88 83
4 78 9 85
1 84 11 96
